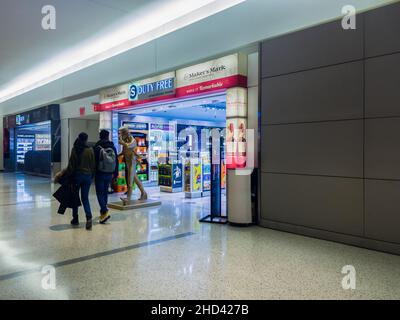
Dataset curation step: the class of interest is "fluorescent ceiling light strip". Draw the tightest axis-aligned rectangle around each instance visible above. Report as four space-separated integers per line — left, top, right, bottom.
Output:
0 0 246 104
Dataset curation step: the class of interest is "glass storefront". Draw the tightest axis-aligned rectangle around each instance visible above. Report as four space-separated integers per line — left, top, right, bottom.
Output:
3 104 61 177
112 93 227 198
15 121 52 175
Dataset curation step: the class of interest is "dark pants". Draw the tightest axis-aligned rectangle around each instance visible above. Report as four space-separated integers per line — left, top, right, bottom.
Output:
72 173 93 220
95 172 112 214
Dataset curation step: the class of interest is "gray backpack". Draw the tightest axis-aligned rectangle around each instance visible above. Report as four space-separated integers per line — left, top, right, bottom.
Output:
98 146 116 173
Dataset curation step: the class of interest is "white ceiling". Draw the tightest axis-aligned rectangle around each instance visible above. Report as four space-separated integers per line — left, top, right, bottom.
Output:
0 0 244 103
0 0 397 116
0 0 161 88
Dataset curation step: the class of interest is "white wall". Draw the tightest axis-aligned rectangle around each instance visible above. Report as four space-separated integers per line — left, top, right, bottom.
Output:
60 95 99 120
69 119 100 145
60 95 100 169
61 118 100 170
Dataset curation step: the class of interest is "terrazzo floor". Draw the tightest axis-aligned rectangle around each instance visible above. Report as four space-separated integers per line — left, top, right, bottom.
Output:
0 173 400 300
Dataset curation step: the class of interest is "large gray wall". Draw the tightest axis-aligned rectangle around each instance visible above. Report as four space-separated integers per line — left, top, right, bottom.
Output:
259 2 400 255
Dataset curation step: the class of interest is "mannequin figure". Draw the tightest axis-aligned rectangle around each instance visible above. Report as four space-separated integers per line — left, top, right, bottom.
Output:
118 127 148 205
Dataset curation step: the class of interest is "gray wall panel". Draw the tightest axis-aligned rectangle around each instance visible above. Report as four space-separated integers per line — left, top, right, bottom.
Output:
365 118 400 180
261 62 364 125
365 179 400 243
260 219 400 256
261 18 364 78
261 121 363 177
261 173 364 236
365 53 400 118
259 3 400 252
365 2 400 57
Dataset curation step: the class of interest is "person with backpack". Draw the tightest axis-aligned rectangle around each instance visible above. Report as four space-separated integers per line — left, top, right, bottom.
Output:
65 132 96 230
93 129 119 224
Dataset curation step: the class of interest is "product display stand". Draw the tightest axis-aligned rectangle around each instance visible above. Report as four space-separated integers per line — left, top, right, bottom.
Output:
159 162 183 193
200 137 227 224
184 158 203 199
115 156 128 193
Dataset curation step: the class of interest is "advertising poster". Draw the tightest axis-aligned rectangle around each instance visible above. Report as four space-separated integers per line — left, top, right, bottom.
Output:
221 161 226 189
35 134 51 151
226 87 247 118
192 164 202 191
172 164 183 189
202 163 211 192
226 118 247 169
226 87 248 169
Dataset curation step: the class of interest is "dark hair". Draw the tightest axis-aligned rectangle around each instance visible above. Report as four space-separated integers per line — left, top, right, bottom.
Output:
99 129 110 140
74 132 89 156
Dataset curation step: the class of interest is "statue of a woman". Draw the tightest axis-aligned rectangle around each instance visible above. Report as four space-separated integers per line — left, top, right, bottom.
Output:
118 127 148 205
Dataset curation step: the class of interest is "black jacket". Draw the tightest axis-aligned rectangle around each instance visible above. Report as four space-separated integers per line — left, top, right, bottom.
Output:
93 139 119 177
53 176 82 214
65 146 96 177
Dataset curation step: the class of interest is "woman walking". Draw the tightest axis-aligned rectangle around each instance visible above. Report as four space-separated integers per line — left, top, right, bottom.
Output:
65 132 96 230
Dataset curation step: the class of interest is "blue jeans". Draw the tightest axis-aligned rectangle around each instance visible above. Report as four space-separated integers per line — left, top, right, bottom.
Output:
95 172 112 214
72 173 93 220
